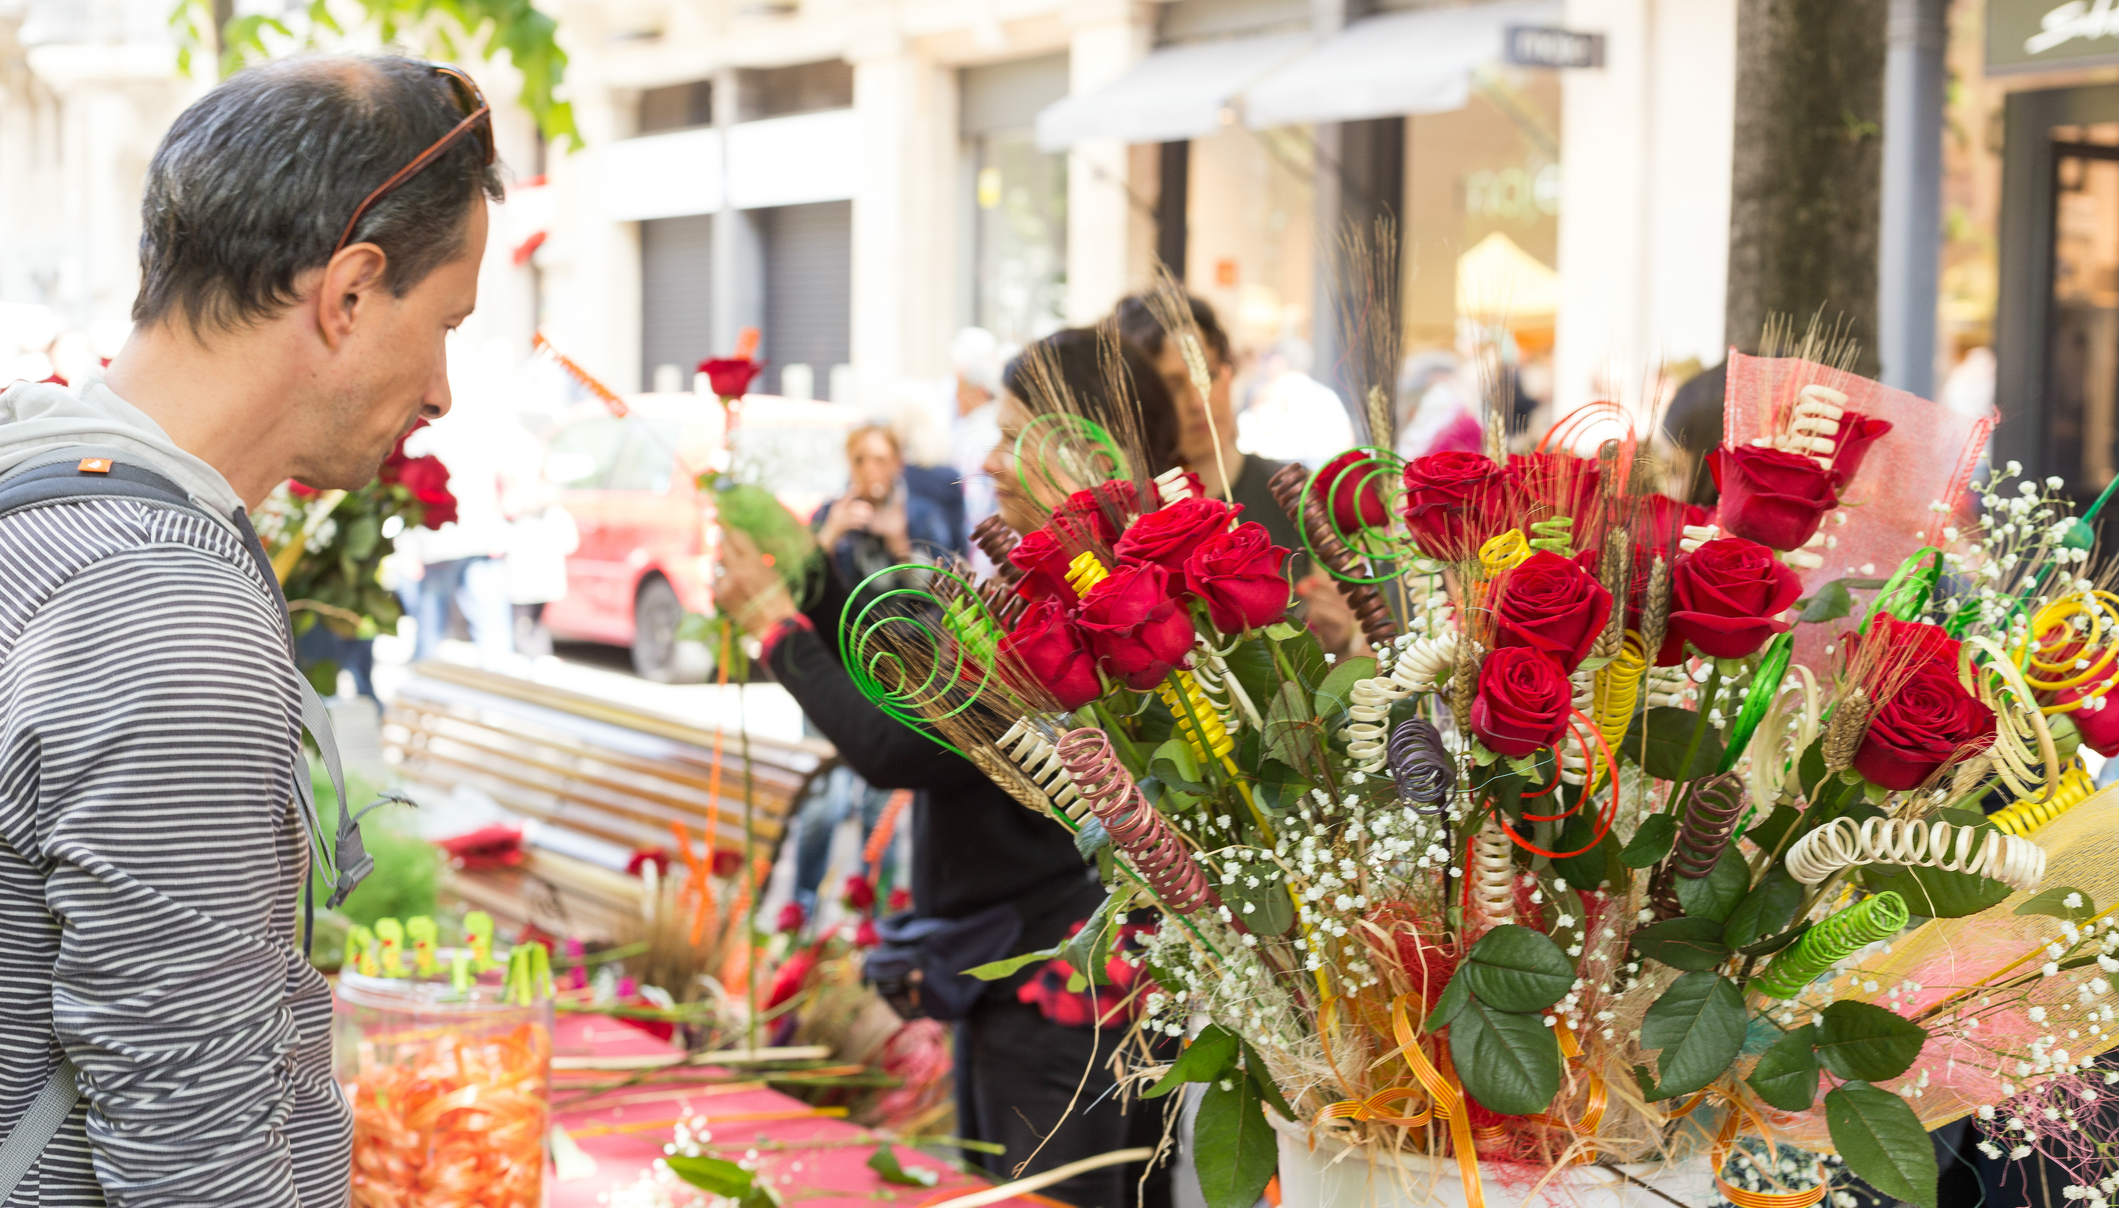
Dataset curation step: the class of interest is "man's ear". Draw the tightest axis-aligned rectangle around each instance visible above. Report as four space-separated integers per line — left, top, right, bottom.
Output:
314 243 389 350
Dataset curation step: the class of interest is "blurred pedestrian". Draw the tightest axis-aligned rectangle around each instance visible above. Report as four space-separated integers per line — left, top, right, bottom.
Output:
949 327 1005 544
404 412 514 661
1116 291 1359 651
718 326 1178 1208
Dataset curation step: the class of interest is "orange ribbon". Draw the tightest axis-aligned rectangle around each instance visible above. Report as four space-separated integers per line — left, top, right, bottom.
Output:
1672 1084 1829 1208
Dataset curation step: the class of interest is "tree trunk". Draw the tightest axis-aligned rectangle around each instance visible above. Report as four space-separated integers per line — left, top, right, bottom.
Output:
1724 0 1888 373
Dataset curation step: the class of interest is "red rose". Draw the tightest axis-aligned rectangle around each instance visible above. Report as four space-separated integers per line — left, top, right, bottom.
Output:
853 917 882 948
2054 675 2119 757
1828 413 1892 486
1631 494 1713 560
1489 550 1613 674
1183 522 1291 634
888 886 912 913
1050 481 1140 547
1708 446 1838 551
1661 537 1802 663
710 848 744 879
288 480 322 499
1161 470 1206 501
1401 452 1514 561
1114 496 1238 571
1853 662 1996 791
843 873 877 911
396 454 458 529
999 597 1103 709
767 947 817 1010
698 356 762 400
1509 452 1601 526
776 901 807 934
1469 648 1574 758
1009 528 1079 602
1861 615 1961 674
1316 451 1390 534
1077 562 1196 689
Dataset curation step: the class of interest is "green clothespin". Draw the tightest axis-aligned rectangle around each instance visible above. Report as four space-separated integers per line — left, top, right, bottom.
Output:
345 924 378 978
450 952 472 995
406 916 438 977
503 941 553 1006
373 918 405 978
464 911 496 973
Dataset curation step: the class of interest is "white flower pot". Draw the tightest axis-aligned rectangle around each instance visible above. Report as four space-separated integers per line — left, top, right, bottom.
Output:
1271 1117 1718 1208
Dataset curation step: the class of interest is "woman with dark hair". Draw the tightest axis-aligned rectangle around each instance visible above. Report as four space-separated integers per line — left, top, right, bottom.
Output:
715 326 1177 1208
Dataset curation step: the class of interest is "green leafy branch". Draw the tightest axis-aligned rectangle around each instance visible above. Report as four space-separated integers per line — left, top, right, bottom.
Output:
168 0 581 148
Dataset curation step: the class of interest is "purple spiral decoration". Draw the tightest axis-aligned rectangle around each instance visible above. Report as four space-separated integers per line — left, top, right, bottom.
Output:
973 515 1023 581
1388 718 1455 813
1057 728 1216 914
1670 773 1747 880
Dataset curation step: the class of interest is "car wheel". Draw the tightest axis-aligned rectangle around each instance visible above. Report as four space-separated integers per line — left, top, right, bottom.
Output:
631 575 713 683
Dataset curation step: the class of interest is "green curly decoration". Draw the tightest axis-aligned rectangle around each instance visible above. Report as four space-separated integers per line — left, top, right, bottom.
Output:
1294 445 1405 585
1010 413 1129 514
838 564 1005 756
1529 516 1574 556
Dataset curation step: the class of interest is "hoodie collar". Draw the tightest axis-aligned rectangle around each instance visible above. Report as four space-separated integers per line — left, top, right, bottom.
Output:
0 377 249 526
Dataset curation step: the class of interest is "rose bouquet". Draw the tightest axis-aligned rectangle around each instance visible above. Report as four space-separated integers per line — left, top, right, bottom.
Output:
254 421 457 692
838 338 2119 1208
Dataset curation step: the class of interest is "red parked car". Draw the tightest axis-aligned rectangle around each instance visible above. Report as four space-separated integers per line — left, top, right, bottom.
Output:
536 394 853 681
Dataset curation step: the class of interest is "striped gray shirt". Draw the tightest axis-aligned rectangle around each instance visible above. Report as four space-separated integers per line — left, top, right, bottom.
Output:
0 495 351 1206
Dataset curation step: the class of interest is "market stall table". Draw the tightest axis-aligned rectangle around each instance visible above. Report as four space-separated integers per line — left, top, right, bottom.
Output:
549 1014 1054 1207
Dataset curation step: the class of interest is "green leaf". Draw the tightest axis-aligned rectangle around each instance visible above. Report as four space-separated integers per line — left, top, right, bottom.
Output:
1861 860 2011 918
1194 1072 1278 1208
1747 1025 1821 1112
866 1144 940 1187
1216 857 1295 937
1224 637 1279 717
1268 624 1328 694
1449 998 1563 1116
962 945 1061 983
1461 925 1577 1012
1674 849 1751 924
1815 1002 1926 1082
2016 885 2098 925
1313 654 1377 718
1743 804 1804 855
666 1154 782 1206
1250 759 1306 816
1551 799 1617 889
1796 741 1830 799
1624 707 1725 780
1619 815 1679 868
1825 1082 1940 1208
1151 738 1209 794
1723 869 1805 951
1641 972 1747 1099
1424 971 1471 1033
1262 682 1321 773
1798 578 1859 623
1631 916 1733 972
342 515 381 561
1238 1035 1298 1121
1145 1025 1238 1099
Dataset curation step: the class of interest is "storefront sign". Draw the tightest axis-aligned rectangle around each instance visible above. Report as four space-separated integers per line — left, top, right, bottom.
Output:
1504 25 1605 70
1986 0 2119 74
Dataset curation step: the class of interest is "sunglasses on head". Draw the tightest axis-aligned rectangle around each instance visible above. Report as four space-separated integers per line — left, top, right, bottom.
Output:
330 63 495 258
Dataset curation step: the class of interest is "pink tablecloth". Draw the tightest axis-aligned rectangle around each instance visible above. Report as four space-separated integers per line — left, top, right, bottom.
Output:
549 1015 1044 1207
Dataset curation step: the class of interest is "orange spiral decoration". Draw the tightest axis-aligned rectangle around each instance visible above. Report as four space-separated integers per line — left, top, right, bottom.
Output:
1057 728 1216 914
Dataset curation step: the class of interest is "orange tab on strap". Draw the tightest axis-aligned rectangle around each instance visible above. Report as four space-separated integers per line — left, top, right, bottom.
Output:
77 457 111 474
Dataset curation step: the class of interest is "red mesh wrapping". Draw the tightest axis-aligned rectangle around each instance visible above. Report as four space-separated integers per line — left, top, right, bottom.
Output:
1722 351 1996 670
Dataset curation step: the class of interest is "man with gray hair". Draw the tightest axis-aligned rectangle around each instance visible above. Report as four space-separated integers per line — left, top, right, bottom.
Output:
0 54 499 1204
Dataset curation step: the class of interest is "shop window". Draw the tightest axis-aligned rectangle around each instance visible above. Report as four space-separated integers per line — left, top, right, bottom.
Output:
734 60 854 122
970 129 1068 346
637 80 713 134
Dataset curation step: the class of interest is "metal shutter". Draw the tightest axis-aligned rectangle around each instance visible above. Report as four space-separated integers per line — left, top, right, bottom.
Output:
758 200 851 397
639 213 715 391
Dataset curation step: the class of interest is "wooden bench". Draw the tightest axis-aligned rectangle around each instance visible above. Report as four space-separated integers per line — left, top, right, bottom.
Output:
379 661 835 941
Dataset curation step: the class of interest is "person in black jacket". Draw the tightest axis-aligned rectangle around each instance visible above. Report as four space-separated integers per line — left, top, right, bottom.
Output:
716 327 1179 1208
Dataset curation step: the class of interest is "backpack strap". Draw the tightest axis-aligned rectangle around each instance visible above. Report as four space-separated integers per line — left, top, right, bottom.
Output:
0 451 376 935
0 1055 79 1199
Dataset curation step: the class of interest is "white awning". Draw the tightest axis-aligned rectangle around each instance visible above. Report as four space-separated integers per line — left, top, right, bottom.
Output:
1034 32 1312 151
1241 0 1564 130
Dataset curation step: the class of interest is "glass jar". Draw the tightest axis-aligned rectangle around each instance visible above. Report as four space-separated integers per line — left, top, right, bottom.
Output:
335 961 553 1208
